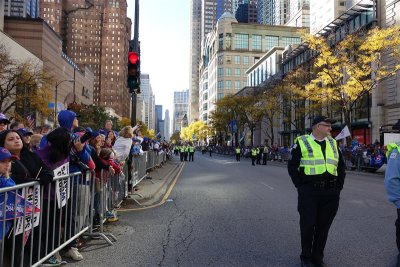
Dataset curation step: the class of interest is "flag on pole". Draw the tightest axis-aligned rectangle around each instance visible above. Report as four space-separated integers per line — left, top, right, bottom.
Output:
26 113 36 129
335 125 351 140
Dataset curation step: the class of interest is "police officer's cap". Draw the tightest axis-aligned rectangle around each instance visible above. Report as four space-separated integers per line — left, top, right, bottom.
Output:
312 116 336 126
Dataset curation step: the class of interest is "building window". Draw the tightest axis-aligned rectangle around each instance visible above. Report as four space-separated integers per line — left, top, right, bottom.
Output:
266 35 279 51
226 68 231 76
252 35 262 51
218 81 223 89
235 81 241 90
226 80 231 89
219 33 223 49
234 55 241 64
234 68 241 76
218 68 223 77
234 33 249 50
243 56 249 65
281 37 301 47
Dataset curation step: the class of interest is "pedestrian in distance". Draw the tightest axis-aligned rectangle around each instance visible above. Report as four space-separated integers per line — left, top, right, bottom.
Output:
384 141 400 266
288 116 346 267
235 145 241 161
208 145 212 157
180 144 185 162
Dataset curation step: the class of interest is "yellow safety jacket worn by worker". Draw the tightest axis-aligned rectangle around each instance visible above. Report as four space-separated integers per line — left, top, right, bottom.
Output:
251 148 258 156
184 146 189 152
235 148 241 154
180 146 185 153
189 146 195 153
297 135 339 176
386 143 400 158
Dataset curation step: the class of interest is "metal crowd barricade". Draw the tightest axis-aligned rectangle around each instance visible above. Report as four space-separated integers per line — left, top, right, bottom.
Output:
0 171 111 267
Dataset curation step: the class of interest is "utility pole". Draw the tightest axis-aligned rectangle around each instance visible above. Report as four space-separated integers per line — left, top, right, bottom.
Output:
130 0 139 126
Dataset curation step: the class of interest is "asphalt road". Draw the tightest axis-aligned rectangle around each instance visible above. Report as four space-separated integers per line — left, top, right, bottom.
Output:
77 152 398 267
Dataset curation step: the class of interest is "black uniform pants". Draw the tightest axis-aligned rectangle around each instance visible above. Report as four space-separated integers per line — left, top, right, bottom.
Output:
236 153 240 161
189 152 194 161
297 187 340 263
396 209 400 252
262 153 268 165
251 156 256 165
180 152 184 162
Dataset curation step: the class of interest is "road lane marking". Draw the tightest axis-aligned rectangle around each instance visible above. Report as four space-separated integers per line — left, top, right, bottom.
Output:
261 182 274 190
118 162 185 212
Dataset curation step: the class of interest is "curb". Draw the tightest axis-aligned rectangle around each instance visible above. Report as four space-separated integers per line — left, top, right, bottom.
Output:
124 161 183 207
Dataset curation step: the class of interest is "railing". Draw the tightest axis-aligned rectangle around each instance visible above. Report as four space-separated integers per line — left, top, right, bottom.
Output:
0 150 167 266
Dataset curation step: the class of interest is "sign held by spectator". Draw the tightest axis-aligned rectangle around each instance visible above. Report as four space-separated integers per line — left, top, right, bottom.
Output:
55 162 70 208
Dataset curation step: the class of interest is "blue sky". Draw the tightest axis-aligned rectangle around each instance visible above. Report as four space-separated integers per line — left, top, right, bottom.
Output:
127 1 190 120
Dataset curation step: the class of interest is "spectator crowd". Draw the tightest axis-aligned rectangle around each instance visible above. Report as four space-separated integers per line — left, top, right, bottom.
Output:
0 110 172 266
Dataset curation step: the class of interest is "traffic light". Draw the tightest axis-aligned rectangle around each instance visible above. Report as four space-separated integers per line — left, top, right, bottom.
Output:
128 51 140 93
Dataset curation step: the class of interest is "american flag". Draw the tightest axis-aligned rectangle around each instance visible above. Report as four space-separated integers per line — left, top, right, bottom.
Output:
26 113 36 129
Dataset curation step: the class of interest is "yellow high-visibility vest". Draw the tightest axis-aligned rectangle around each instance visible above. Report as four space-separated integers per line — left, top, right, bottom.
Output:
297 135 339 176
235 148 241 154
386 143 400 158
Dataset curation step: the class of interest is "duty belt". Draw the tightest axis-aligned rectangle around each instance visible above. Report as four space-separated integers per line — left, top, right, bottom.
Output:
310 179 337 189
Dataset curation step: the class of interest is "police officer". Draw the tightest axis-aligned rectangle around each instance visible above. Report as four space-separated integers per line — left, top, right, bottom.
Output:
288 116 346 267
179 144 185 162
188 143 195 162
251 147 258 166
384 141 400 265
235 146 241 161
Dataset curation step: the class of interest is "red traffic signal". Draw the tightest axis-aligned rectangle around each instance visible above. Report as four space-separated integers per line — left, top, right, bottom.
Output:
128 52 139 65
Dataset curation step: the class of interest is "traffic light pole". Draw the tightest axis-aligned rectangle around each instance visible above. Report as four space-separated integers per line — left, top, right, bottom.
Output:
131 0 139 126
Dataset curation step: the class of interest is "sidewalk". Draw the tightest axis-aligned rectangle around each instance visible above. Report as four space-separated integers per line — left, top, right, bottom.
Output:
211 152 385 178
121 156 183 208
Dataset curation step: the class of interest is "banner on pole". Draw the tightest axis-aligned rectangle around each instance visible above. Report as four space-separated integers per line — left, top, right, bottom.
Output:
335 125 351 140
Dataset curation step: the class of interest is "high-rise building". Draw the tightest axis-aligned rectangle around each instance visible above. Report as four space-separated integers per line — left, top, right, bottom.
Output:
310 0 347 34
285 0 310 28
258 0 288 25
235 0 258 23
173 90 189 133
4 0 40 18
199 12 301 122
139 74 156 130
164 109 170 140
39 0 132 117
189 0 202 124
189 0 234 124
155 105 163 135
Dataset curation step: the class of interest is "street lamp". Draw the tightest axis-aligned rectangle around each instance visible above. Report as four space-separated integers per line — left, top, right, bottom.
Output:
54 79 74 125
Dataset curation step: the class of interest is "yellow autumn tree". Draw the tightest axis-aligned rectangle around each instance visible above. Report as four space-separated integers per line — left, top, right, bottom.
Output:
0 45 52 123
303 26 400 133
180 120 210 142
210 94 243 145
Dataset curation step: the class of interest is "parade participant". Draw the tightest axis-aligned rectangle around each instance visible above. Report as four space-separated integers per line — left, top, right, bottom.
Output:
288 116 346 267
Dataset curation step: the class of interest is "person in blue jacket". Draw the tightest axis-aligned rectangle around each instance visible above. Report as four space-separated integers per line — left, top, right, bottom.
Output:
384 142 400 266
